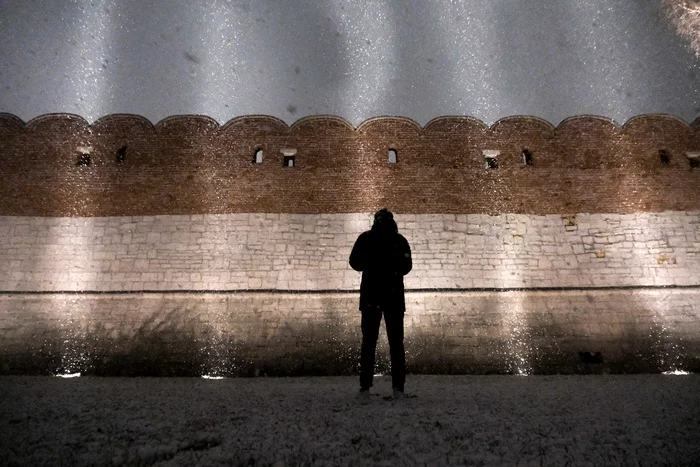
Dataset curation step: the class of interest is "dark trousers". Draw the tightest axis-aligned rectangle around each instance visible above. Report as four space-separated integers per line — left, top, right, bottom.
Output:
360 307 405 391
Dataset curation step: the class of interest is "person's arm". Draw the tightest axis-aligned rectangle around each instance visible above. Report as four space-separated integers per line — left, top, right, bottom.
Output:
395 235 412 276
349 233 369 272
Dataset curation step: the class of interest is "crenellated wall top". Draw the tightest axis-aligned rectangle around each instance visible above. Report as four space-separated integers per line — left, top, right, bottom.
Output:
1 112 698 135
1 113 699 216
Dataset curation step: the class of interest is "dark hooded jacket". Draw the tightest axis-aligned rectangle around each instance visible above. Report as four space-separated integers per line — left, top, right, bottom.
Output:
349 212 412 313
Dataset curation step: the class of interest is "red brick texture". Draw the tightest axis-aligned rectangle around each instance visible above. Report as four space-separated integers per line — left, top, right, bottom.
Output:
1 113 699 217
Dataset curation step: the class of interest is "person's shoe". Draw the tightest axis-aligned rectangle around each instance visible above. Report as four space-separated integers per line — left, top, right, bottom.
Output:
357 388 371 403
392 388 405 400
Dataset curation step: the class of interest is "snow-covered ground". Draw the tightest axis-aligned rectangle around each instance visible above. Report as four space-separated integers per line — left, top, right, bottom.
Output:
1 375 699 466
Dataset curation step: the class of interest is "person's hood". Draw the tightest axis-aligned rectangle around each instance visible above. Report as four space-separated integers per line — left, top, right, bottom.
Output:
371 209 398 236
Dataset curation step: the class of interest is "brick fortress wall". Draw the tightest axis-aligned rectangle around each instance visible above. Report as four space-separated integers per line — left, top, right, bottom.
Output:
1 113 699 216
1 113 699 375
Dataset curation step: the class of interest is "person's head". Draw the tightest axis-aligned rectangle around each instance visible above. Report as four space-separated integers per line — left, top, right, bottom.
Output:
372 208 398 234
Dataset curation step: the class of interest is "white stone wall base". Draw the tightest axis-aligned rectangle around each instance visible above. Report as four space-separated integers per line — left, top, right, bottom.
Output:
2 212 699 292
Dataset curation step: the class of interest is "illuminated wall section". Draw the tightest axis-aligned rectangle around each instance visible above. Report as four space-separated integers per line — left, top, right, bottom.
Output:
0 113 699 375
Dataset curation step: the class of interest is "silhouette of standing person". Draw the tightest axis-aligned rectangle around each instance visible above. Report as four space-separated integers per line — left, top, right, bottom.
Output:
349 209 412 400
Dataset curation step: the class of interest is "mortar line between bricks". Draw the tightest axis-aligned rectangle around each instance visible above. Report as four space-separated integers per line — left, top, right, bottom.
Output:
1 284 700 295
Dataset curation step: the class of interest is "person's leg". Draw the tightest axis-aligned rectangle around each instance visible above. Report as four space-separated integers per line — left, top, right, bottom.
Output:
385 310 406 392
360 308 382 389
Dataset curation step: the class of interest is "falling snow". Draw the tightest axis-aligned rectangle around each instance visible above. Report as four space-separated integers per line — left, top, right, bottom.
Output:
0 0 699 125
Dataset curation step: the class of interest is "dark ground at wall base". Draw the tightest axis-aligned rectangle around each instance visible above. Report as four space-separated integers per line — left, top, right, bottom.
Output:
1 344 697 377
3 290 698 376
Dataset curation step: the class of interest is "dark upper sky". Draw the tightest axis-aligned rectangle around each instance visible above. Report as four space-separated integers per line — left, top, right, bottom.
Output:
1 0 699 126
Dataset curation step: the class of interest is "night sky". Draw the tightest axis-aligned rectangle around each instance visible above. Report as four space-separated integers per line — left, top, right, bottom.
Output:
1 0 699 126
